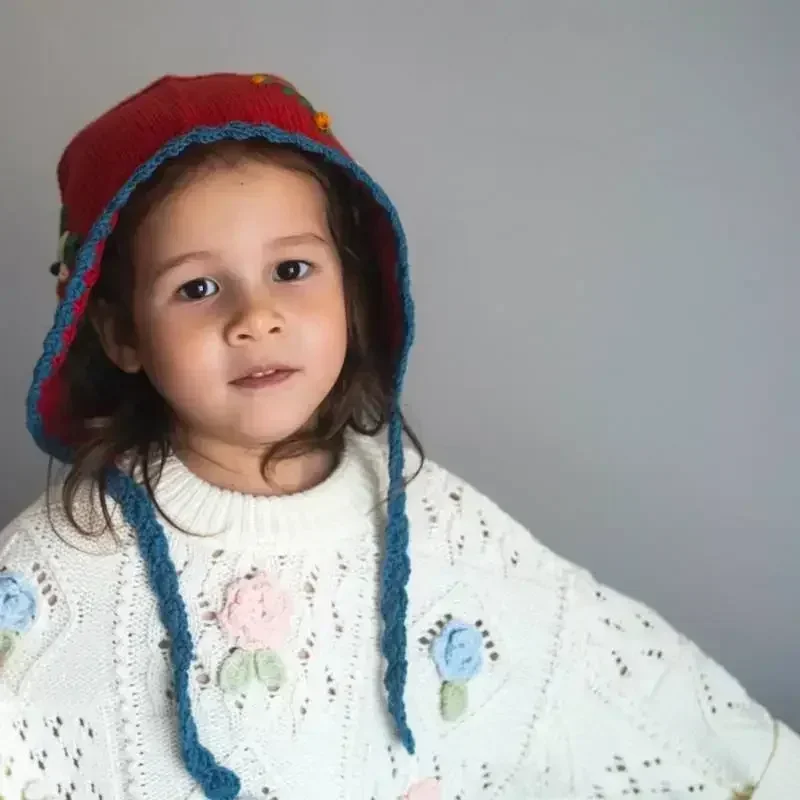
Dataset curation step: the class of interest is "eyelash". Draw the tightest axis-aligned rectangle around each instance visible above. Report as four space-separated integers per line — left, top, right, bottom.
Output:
175 261 315 301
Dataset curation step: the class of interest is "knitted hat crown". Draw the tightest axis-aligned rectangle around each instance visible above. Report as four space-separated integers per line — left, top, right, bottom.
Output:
27 73 415 799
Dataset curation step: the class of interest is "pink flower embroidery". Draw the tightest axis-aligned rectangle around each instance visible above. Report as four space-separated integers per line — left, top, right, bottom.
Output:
218 571 292 651
404 778 441 800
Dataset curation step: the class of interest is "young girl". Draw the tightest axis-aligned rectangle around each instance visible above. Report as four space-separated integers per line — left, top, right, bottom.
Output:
0 73 796 800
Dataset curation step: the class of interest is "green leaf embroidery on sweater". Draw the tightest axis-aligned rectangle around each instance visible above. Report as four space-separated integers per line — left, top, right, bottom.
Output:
0 630 18 668
219 649 254 694
440 681 468 721
254 649 286 692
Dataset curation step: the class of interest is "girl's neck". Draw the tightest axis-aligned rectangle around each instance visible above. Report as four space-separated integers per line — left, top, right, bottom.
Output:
171 431 337 497
146 431 382 552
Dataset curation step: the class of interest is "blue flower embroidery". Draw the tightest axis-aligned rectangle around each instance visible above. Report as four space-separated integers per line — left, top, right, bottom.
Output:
0 572 38 633
431 619 483 682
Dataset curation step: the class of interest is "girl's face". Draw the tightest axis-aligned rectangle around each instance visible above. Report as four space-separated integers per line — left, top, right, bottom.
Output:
112 159 348 451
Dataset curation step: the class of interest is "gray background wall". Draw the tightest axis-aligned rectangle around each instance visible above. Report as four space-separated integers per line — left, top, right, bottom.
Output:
1 2 798 726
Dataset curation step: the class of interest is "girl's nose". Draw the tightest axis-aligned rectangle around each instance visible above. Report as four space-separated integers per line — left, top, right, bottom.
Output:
224 292 284 344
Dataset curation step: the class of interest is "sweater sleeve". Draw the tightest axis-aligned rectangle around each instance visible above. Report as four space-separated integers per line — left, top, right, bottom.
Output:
0 498 114 800
757 722 800 795
412 459 800 797
565 564 800 797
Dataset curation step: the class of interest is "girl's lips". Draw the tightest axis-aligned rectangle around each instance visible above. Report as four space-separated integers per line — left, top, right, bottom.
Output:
230 368 298 389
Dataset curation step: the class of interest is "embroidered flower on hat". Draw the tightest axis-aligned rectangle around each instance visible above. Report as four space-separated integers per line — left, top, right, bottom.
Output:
250 74 331 133
53 262 70 293
314 111 332 133
251 74 308 103
403 778 441 800
49 221 81 300
0 572 38 633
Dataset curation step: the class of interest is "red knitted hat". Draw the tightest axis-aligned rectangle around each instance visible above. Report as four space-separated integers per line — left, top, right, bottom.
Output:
31 72 412 456
27 73 417 799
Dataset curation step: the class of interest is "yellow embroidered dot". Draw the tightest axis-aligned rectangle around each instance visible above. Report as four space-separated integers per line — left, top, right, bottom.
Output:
314 111 331 133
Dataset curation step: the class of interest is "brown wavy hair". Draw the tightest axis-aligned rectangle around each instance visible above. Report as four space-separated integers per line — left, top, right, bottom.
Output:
51 140 422 536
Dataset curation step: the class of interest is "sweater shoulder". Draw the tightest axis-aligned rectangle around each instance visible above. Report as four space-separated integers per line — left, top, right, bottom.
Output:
0 490 71 616
398 446 578 588
0 484 126 694
1 482 126 579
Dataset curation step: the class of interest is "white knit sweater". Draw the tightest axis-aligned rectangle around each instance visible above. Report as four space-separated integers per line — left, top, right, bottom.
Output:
0 435 798 800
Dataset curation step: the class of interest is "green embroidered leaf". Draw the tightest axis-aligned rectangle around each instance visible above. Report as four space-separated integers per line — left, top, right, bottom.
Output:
254 649 286 692
63 233 80 265
219 649 254 694
440 680 468 721
0 630 18 668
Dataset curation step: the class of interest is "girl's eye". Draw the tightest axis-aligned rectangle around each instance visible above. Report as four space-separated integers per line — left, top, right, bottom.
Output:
274 260 312 282
178 278 219 300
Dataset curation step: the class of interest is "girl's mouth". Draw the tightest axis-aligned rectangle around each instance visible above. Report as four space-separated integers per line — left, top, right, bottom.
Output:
230 367 298 389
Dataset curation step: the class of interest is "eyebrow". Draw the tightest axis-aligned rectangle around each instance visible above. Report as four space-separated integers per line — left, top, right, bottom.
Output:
154 250 217 277
153 233 331 277
273 232 330 248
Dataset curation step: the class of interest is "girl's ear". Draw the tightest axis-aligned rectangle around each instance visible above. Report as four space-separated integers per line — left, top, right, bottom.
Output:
90 301 142 374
